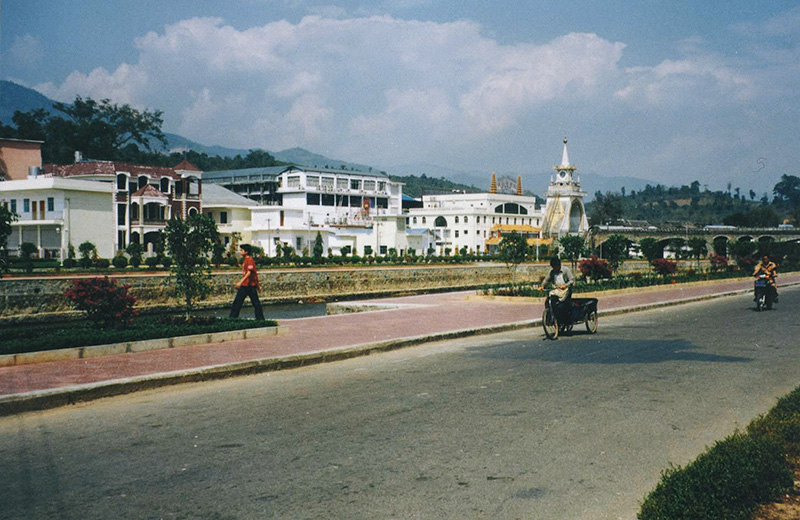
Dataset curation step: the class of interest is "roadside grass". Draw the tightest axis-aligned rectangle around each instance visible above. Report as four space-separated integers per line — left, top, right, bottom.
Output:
639 386 800 520
0 315 278 356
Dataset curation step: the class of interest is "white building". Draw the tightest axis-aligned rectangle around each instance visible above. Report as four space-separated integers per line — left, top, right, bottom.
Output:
205 165 404 256
202 184 257 248
0 176 115 260
404 138 588 255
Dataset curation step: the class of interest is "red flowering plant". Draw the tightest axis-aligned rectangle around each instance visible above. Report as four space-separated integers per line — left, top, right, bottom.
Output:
708 253 729 272
578 255 613 282
650 258 678 277
64 277 138 328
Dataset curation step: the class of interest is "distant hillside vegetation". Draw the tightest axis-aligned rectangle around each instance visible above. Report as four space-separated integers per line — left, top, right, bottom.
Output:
388 173 483 199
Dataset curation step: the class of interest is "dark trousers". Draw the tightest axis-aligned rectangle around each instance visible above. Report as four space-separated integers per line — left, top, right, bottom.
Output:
230 286 264 320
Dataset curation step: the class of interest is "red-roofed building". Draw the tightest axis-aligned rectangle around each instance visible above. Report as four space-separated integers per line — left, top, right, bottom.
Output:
42 159 202 254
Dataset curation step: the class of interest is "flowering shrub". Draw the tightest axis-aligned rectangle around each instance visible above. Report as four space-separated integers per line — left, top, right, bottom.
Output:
578 255 613 281
651 258 677 277
64 277 138 328
709 254 729 272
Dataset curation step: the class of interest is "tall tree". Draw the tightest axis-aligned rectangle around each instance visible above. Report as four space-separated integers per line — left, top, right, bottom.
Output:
589 192 624 225
165 214 220 316
773 174 800 208
600 234 630 272
6 96 167 164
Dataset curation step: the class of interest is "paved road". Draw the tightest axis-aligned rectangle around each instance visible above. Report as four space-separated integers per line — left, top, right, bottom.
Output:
2 287 799 519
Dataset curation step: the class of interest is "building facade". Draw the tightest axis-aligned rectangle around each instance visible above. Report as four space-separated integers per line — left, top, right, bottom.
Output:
44 159 203 254
205 165 404 256
0 176 115 260
0 138 43 181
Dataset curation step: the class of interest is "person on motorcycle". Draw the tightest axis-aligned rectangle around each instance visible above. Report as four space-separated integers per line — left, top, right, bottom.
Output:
540 257 575 325
753 255 778 303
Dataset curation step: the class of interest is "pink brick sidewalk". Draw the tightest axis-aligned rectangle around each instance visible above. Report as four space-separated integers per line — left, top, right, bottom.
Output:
1 275 796 400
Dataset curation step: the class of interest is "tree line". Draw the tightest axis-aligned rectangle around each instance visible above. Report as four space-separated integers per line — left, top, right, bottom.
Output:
588 176 800 228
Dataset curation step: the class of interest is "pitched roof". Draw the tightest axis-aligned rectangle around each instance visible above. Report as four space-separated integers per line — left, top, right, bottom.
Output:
131 184 169 198
174 159 202 172
201 184 258 207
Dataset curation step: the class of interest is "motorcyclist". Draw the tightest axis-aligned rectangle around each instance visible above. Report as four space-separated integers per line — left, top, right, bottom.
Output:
752 255 778 303
540 257 575 325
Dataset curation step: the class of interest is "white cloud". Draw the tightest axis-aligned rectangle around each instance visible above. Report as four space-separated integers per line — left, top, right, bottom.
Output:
31 12 795 190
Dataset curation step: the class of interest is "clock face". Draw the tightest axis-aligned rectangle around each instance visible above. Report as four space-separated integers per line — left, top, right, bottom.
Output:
558 171 567 179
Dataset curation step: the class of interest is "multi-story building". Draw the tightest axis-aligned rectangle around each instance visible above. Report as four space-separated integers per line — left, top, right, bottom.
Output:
0 175 115 260
202 183 257 248
44 158 203 254
205 165 404 256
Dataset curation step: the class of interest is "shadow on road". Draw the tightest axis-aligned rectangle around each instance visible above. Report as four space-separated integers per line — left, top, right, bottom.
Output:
464 338 753 365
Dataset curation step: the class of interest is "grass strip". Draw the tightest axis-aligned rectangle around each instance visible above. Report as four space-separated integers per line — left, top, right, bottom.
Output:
0 316 278 356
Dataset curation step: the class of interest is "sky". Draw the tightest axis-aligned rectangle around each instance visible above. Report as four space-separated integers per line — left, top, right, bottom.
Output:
3 0 799 195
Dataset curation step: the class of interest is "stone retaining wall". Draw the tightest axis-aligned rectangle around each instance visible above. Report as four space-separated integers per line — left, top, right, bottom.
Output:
0 259 669 319
0 263 557 318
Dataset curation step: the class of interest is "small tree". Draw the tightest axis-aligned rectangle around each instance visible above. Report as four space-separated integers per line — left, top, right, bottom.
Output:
0 205 18 277
559 234 586 270
601 234 629 272
78 241 97 269
499 232 530 288
639 237 662 264
687 237 708 268
125 242 143 267
709 253 729 272
64 277 138 328
19 242 38 274
313 232 324 259
164 214 219 316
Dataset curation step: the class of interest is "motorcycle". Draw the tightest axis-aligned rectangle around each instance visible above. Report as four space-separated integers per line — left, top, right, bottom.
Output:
753 273 775 311
542 294 598 340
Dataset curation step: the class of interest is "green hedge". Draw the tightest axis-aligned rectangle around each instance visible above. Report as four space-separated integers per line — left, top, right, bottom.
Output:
639 386 800 520
0 316 278 356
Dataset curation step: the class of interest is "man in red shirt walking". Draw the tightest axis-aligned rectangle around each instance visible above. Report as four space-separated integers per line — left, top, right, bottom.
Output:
229 244 265 320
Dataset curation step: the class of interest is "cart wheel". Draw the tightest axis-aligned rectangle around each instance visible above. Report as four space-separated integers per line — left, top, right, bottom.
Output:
585 310 598 334
542 308 558 340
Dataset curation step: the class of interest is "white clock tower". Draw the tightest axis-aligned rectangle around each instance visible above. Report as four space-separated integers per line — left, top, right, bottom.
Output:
542 137 589 237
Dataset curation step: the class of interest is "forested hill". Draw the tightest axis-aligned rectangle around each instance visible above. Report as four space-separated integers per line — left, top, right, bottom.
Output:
587 180 799 227
389 174 482 198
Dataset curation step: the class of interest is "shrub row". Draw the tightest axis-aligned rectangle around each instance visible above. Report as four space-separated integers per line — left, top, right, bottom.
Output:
639 386 800 520
0 315 278 356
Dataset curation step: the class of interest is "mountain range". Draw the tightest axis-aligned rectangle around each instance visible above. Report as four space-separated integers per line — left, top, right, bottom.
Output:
1 80 651 198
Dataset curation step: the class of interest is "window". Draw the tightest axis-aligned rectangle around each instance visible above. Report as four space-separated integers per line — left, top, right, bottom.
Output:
307 193 321 205
455 230 459 238
23 199 30 212
47 198 54 212
117 204 126 225
306 175 319 188
350 179 361 190
464 230 468 235
117 174 127 190
380 245 387 255
377 181 386 191
363 180 376 191
287 176 301 188
464 216 468 223
160 178 170 193
138 176 148 189
220 211 228 224
422 217 426 224
413 217 417 224
337 178 348 190
296 237 302 250
455 216 459 224
321 177 334 189
10 199 16 213
434 216 448 227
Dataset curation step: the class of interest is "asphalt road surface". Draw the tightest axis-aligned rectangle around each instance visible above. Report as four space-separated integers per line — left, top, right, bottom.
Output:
2 286 799 520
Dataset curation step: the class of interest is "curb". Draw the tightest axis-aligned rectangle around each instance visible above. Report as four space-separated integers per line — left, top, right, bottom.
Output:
0 283 793 416
0 325 285 368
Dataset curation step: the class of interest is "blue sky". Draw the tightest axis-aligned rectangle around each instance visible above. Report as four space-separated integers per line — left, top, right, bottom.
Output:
3 0 799 195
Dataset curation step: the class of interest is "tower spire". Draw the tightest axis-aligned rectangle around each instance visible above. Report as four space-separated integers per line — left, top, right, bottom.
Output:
516 175 522 196
561 137 570 168
490 172 497 194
